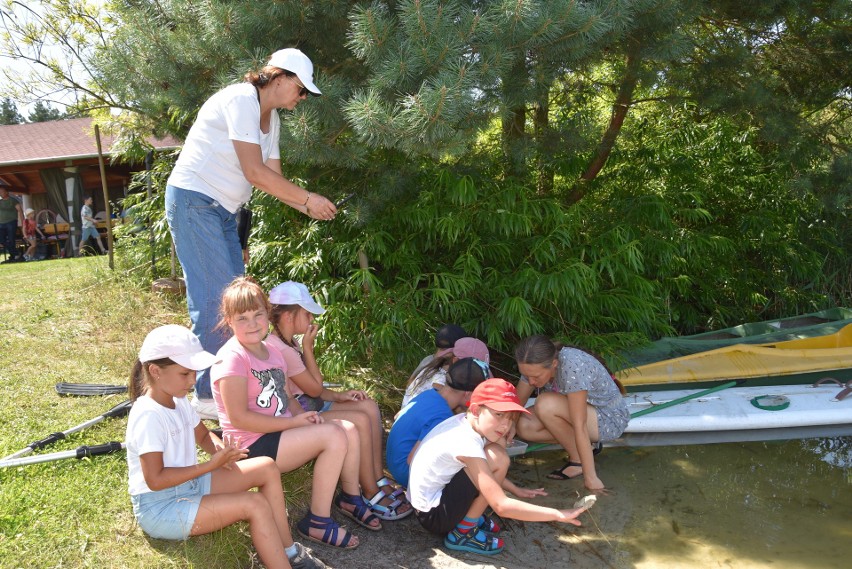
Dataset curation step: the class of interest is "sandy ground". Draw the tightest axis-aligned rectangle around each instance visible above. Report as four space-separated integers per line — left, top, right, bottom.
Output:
305 451 631 569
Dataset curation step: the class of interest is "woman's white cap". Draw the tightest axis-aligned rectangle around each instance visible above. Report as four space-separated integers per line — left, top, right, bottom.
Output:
267 48 321 96
268 281 326 314
24 208 35 216
138 325 220 370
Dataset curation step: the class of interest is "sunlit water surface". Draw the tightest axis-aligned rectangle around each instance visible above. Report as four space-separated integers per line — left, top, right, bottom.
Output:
517 437 851 569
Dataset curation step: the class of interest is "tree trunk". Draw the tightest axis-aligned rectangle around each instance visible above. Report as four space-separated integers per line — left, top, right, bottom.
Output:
567 44 642 205
534 99 553 195
502 57 528 180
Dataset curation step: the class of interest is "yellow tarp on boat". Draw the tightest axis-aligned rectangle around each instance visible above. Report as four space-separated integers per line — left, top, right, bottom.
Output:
616 324 852 386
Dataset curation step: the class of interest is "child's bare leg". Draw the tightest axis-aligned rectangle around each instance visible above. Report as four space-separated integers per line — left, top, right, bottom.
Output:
275 424 347 517
331 398 384 478
191 488 290 569
209 457 295 548
325 411 378 490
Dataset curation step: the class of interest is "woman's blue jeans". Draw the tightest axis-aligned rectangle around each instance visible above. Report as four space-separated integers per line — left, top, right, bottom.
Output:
165 185 244 399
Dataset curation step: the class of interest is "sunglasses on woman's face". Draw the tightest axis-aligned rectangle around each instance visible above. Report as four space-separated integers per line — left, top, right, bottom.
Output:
292 77 308 97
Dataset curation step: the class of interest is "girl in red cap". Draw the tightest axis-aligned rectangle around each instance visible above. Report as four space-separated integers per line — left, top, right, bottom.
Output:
407 378 591 556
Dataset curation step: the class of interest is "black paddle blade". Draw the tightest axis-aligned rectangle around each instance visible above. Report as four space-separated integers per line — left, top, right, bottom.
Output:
55 383 128 396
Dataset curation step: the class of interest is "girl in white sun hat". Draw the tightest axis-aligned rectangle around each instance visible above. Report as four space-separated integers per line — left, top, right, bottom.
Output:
126 324 326 569
266 280 413 522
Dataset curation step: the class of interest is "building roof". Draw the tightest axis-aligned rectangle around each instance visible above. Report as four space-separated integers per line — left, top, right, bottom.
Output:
0 117 181 195
0 117 180 166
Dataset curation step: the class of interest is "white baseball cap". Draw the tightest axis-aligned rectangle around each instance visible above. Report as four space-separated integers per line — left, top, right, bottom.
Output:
268 281 326 314
267 48 321 96
138 325 220 370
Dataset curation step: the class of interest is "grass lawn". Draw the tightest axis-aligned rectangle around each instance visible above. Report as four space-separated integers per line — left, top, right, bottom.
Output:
0 257 318 568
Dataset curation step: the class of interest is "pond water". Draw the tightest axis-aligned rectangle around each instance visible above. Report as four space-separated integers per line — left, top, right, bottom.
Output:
515 436 851 569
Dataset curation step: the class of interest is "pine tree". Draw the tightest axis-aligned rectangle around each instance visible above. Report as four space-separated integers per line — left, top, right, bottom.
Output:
27 101 65 122
0 97 24 124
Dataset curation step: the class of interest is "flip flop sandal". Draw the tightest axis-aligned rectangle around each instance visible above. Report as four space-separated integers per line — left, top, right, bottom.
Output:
297 511 359 549
366 489 414 521
547 461 583 480
334 492 382 531
444 527 504 556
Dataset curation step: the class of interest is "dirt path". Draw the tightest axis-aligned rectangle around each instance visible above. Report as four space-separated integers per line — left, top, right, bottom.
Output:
307 451 631 569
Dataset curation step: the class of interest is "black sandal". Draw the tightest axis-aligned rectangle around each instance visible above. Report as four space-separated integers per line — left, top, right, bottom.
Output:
547 461 582 480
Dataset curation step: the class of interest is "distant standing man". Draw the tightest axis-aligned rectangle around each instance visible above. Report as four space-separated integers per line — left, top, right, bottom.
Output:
0 186 24 263
78 196 107 256
165 48 337 419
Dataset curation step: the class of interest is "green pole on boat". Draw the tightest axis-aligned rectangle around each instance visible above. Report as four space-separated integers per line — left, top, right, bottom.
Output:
520 380 743 454
628 380 741 418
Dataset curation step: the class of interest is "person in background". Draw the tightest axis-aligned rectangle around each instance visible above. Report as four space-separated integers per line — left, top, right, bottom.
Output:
78 196 107 256
22 208 45 261
266 280 412 521
401 336 490 410
125 324 327 569
407 378 589 557
514 335 628 492
165 48 337 420
0 186 23 263
387 357 489 488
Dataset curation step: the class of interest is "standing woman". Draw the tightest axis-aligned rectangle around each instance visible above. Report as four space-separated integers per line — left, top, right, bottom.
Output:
166 48 337 418
514 336 628 492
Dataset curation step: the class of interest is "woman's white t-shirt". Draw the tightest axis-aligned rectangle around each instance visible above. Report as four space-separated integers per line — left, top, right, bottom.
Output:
125 395 200 496
167 82 281 213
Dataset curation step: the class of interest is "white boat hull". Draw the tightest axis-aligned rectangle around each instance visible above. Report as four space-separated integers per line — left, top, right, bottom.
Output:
510 382 852 454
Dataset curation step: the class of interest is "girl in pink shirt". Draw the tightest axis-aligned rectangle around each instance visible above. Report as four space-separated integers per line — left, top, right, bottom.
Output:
212 277 381 550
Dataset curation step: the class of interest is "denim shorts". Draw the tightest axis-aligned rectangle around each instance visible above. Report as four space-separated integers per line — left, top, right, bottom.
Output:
81 226 100 241
131 473 212 540
295 394 333 413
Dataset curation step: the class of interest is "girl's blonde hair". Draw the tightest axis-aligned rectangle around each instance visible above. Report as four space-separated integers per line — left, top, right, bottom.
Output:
215 276 271 332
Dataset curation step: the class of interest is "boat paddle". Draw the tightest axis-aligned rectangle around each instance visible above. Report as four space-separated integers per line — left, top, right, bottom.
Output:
1 399 132 462
628 380 743 418
521 380 743 454
0 442 125 469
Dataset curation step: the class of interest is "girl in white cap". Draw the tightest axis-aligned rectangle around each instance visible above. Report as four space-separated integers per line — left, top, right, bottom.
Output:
126 324 326 569
267 280 412 522
164 47 337 422
212 277 378 550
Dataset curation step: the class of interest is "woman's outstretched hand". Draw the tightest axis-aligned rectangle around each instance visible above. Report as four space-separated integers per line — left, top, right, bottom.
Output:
305 193 337 220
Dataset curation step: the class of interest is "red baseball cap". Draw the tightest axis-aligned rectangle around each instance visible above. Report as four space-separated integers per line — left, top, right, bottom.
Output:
469 378 530 414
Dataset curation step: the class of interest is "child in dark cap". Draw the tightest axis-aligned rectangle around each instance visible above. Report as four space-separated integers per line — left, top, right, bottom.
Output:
406 324 467 387
387 357 488 488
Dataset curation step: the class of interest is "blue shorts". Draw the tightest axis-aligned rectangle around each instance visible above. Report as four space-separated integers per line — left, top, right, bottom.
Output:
81 226 100 241
295 394 333 413
131 473 212 540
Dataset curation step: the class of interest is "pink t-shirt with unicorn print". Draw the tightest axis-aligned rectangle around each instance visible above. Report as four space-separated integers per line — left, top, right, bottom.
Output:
211 336 293 447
